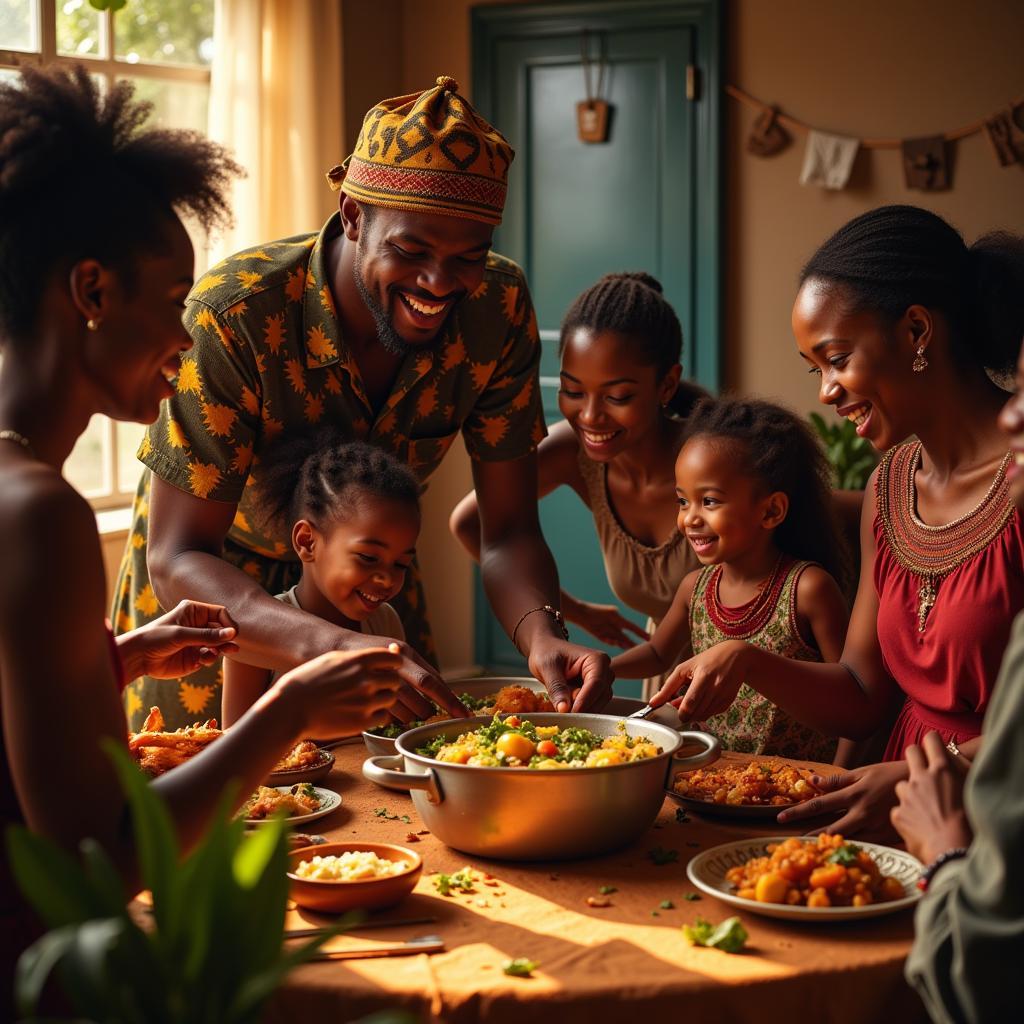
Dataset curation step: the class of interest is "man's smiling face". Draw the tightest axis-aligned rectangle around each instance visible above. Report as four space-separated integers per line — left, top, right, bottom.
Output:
351 202 493 354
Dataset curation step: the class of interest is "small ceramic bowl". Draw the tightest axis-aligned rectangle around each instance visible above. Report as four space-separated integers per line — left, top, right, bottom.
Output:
362 729 401 757
266 749 335 787
287 841 422 913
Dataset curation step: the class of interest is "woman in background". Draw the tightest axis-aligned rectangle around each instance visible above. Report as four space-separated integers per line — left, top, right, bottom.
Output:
451 272 706 697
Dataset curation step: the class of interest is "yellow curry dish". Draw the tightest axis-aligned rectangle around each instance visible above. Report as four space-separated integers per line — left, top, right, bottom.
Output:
417 716 662 769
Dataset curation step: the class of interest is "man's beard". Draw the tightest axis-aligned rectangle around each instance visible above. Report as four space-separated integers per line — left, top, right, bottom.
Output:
353 248 409 356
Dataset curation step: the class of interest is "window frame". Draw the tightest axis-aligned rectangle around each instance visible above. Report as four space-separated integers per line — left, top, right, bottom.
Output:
1 1 212 511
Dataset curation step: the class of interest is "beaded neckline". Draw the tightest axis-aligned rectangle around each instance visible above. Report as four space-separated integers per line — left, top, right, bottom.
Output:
704 554 792 639
877 441 1015 632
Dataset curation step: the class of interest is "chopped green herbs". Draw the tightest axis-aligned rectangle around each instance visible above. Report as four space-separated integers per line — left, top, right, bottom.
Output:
659 900 675 909
647 846 679 866
683 916 748 954
502 957 539 977
674 808 690 823
598 885 618 895
432 867 477 896
827 843 862 866
682 892 701 902
373 807 411 823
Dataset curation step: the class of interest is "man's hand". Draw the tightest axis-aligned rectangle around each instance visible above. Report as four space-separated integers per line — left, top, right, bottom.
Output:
891 732 972 864
527 636 613 713
117 600 239 681
333 632 468 721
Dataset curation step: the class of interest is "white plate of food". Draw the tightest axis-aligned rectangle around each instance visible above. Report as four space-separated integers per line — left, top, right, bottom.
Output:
241 784 341 827
686 835 922 921
668 759 822 819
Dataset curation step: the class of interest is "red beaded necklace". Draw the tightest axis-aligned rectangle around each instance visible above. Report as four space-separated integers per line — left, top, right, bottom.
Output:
704 554 793 638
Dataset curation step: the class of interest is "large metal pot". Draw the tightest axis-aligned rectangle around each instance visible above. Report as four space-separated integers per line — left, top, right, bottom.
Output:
362 714 720 861
362 676 683 757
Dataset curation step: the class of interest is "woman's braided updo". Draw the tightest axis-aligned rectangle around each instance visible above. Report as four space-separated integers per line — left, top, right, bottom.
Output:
559 272 707 417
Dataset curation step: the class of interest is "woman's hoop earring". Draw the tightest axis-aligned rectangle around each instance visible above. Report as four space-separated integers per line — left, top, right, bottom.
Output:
912 346 928 373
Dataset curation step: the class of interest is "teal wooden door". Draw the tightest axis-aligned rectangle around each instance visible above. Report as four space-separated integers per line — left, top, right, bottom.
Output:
472 1 723 683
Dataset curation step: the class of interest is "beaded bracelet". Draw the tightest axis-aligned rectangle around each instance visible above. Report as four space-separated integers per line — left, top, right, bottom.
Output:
510 605 569 652
917 847 968 892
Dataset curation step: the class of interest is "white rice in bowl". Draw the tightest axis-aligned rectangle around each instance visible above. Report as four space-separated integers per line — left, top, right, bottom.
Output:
293 850 408 881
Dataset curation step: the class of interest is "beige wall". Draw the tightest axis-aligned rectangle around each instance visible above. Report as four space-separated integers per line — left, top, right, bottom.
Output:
333 0 1024 673
726 0 1024 412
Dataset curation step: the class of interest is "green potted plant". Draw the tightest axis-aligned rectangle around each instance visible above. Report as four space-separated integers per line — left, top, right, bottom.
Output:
6 743 395 1024
808 412 878 490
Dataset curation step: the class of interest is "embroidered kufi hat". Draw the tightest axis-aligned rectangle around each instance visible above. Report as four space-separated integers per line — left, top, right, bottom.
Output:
326 76 514 226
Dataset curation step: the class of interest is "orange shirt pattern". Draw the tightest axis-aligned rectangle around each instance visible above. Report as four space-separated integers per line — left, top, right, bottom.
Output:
112 214 544 730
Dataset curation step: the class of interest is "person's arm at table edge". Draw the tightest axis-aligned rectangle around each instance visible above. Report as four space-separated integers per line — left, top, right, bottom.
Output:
904 629 1024 1022
473 451 613 710
0 476 361 890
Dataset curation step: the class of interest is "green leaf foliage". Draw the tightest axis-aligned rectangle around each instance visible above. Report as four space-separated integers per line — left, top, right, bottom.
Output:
7 826 108 929
808 412 878 491
7 744 352 1023
683 915 749 954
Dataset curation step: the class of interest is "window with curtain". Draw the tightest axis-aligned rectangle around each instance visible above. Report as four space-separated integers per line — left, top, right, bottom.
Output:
0 0 214 508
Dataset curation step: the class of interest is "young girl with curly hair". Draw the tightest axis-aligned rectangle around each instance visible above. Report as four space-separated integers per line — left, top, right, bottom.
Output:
613 396 851 762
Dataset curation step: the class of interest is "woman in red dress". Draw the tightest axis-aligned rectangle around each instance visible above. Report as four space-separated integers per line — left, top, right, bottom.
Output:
646 205 1024 838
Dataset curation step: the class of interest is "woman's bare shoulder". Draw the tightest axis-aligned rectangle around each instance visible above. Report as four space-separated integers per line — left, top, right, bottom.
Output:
537 420 588 501
0 461 92 533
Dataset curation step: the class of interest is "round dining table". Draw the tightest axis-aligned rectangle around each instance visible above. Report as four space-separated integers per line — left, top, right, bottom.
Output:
266 743 928 1024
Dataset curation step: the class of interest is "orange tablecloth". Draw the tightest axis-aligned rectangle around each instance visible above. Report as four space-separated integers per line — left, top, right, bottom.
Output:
267 747 927 1024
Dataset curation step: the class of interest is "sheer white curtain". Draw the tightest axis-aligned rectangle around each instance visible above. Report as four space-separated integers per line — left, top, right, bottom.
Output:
207 0 345 262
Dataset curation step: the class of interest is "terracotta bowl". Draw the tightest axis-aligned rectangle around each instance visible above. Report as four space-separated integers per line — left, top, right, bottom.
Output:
287 841 422 913
266 749 335 786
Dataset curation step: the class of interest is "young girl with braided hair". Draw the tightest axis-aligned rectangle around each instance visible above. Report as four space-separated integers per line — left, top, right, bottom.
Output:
612 396 851 762
451 271 707 696
222 433 422 724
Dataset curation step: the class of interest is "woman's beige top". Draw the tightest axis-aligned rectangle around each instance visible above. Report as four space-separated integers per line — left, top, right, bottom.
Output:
576 449 698 621
576 449 698 698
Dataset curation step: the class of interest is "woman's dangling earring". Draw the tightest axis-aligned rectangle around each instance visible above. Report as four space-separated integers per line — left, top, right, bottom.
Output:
912 346 928 373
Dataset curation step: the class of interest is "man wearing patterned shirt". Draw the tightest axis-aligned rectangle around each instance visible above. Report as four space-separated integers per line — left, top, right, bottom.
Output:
112 76 613 730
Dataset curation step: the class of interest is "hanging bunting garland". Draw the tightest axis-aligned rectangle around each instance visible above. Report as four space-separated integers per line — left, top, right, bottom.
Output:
726 84 1024 192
